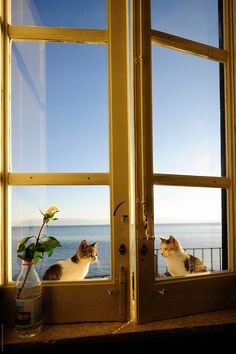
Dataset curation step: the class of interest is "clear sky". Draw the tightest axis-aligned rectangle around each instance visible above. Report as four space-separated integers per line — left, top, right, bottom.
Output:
11 0 222 225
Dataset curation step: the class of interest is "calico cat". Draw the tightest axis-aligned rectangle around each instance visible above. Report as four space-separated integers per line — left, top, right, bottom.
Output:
159 235 208 277
43 239 98 281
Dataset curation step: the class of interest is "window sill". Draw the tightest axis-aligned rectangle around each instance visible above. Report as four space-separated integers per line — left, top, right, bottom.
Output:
4 308 236 353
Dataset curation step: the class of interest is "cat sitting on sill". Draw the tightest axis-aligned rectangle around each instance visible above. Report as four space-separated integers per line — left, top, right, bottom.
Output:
159 235 208 277
43 239 98 281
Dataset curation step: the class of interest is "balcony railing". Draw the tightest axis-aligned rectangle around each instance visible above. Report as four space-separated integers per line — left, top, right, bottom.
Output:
154 247 222 276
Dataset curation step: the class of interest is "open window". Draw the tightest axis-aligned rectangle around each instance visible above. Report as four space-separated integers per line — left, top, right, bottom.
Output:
2 0 236 327
2 0 130 323
133 0 236 322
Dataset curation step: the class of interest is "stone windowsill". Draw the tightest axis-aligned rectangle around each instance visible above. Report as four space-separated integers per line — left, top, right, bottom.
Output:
4 308 236 352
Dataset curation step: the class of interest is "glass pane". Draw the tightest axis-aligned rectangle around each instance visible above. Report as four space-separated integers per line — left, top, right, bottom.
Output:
11 186 111 281
151 0 220 47
11 0 107 29
154 186 227 278
152 46 222 176
11 42 108 172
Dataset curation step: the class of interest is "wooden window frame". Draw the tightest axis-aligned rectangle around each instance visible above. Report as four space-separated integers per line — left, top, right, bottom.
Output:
133 0 236 323
1 0 131 324
1 0 236 326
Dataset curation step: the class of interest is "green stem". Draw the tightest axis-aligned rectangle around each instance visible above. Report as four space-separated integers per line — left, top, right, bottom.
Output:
16 219 47 299
16 264 32 299
36 219 47 245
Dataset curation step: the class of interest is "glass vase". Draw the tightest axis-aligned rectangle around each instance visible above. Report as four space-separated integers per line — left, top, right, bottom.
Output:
14 261 42 337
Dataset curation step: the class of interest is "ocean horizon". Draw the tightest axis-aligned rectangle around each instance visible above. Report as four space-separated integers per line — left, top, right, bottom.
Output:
12 222 222 280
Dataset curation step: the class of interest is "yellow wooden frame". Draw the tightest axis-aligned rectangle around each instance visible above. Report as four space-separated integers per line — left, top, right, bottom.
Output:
1 0 131 324
133 0 236 323
151 29 228 62
9 26 108 44
153 174 231 188
8 173 110 185
2 0 236 326
1 0 10 286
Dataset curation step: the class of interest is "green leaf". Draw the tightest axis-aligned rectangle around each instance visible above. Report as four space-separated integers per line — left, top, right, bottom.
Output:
18 241 40 262
47 236 61 246
16 224 61 264
34 242 47 252
16 236 33 252
46 246 54 257
33 251 43 264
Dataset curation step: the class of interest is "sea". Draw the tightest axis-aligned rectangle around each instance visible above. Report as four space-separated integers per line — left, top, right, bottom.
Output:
12 223 222 280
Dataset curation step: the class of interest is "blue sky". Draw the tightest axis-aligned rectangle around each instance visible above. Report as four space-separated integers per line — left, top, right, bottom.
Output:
11 0 107 28
152 46 221 177
151 0 220 47
11 0 222 225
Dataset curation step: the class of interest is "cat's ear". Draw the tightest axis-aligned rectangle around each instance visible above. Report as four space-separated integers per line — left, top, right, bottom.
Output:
90 241 98 250
159 236 166 242
169 235 178 244
80 240 88 250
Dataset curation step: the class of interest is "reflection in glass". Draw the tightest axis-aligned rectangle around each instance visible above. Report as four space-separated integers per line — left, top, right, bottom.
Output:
11 186 111 281
153 186 226 277
11 42 108 172
151 0 220 47
152 45 222 176
11 0 107 29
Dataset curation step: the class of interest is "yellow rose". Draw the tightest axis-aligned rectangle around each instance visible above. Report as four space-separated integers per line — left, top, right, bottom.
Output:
45 204 59 217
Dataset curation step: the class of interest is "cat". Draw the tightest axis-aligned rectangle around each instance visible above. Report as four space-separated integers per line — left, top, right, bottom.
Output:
159 235 208 277
43 239 98 281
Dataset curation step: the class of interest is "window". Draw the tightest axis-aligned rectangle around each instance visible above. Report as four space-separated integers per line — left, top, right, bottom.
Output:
11 186 111 281
154 187 227 276
1 0 236 326
11 42 109 173
152 46 222 177
2 0 130 323
133 0 236 323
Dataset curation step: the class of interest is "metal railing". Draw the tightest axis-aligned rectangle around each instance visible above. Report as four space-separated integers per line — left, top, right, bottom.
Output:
154 247 222 276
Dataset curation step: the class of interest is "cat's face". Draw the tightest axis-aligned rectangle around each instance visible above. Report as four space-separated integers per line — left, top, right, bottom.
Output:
78 240 98 263
159 235 179 257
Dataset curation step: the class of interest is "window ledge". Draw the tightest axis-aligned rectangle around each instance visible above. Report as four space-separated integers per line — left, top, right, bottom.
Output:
4 308 236 353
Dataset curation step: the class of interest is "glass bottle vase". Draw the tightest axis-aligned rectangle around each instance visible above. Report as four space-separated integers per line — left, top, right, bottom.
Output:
14 261 42 337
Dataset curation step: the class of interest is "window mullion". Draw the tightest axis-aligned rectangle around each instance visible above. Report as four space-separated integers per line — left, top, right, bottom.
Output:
8 172 110 185
151 29 228 63
1 0 10 286
8 25 108 44
224 0 236 273
153 173 231 189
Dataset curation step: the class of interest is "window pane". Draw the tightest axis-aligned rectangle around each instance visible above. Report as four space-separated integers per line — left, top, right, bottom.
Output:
154 186 227 278
152 46 222 176
11 186 111 281
11 42 108 172
151 0 220 47
11 0 107 29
